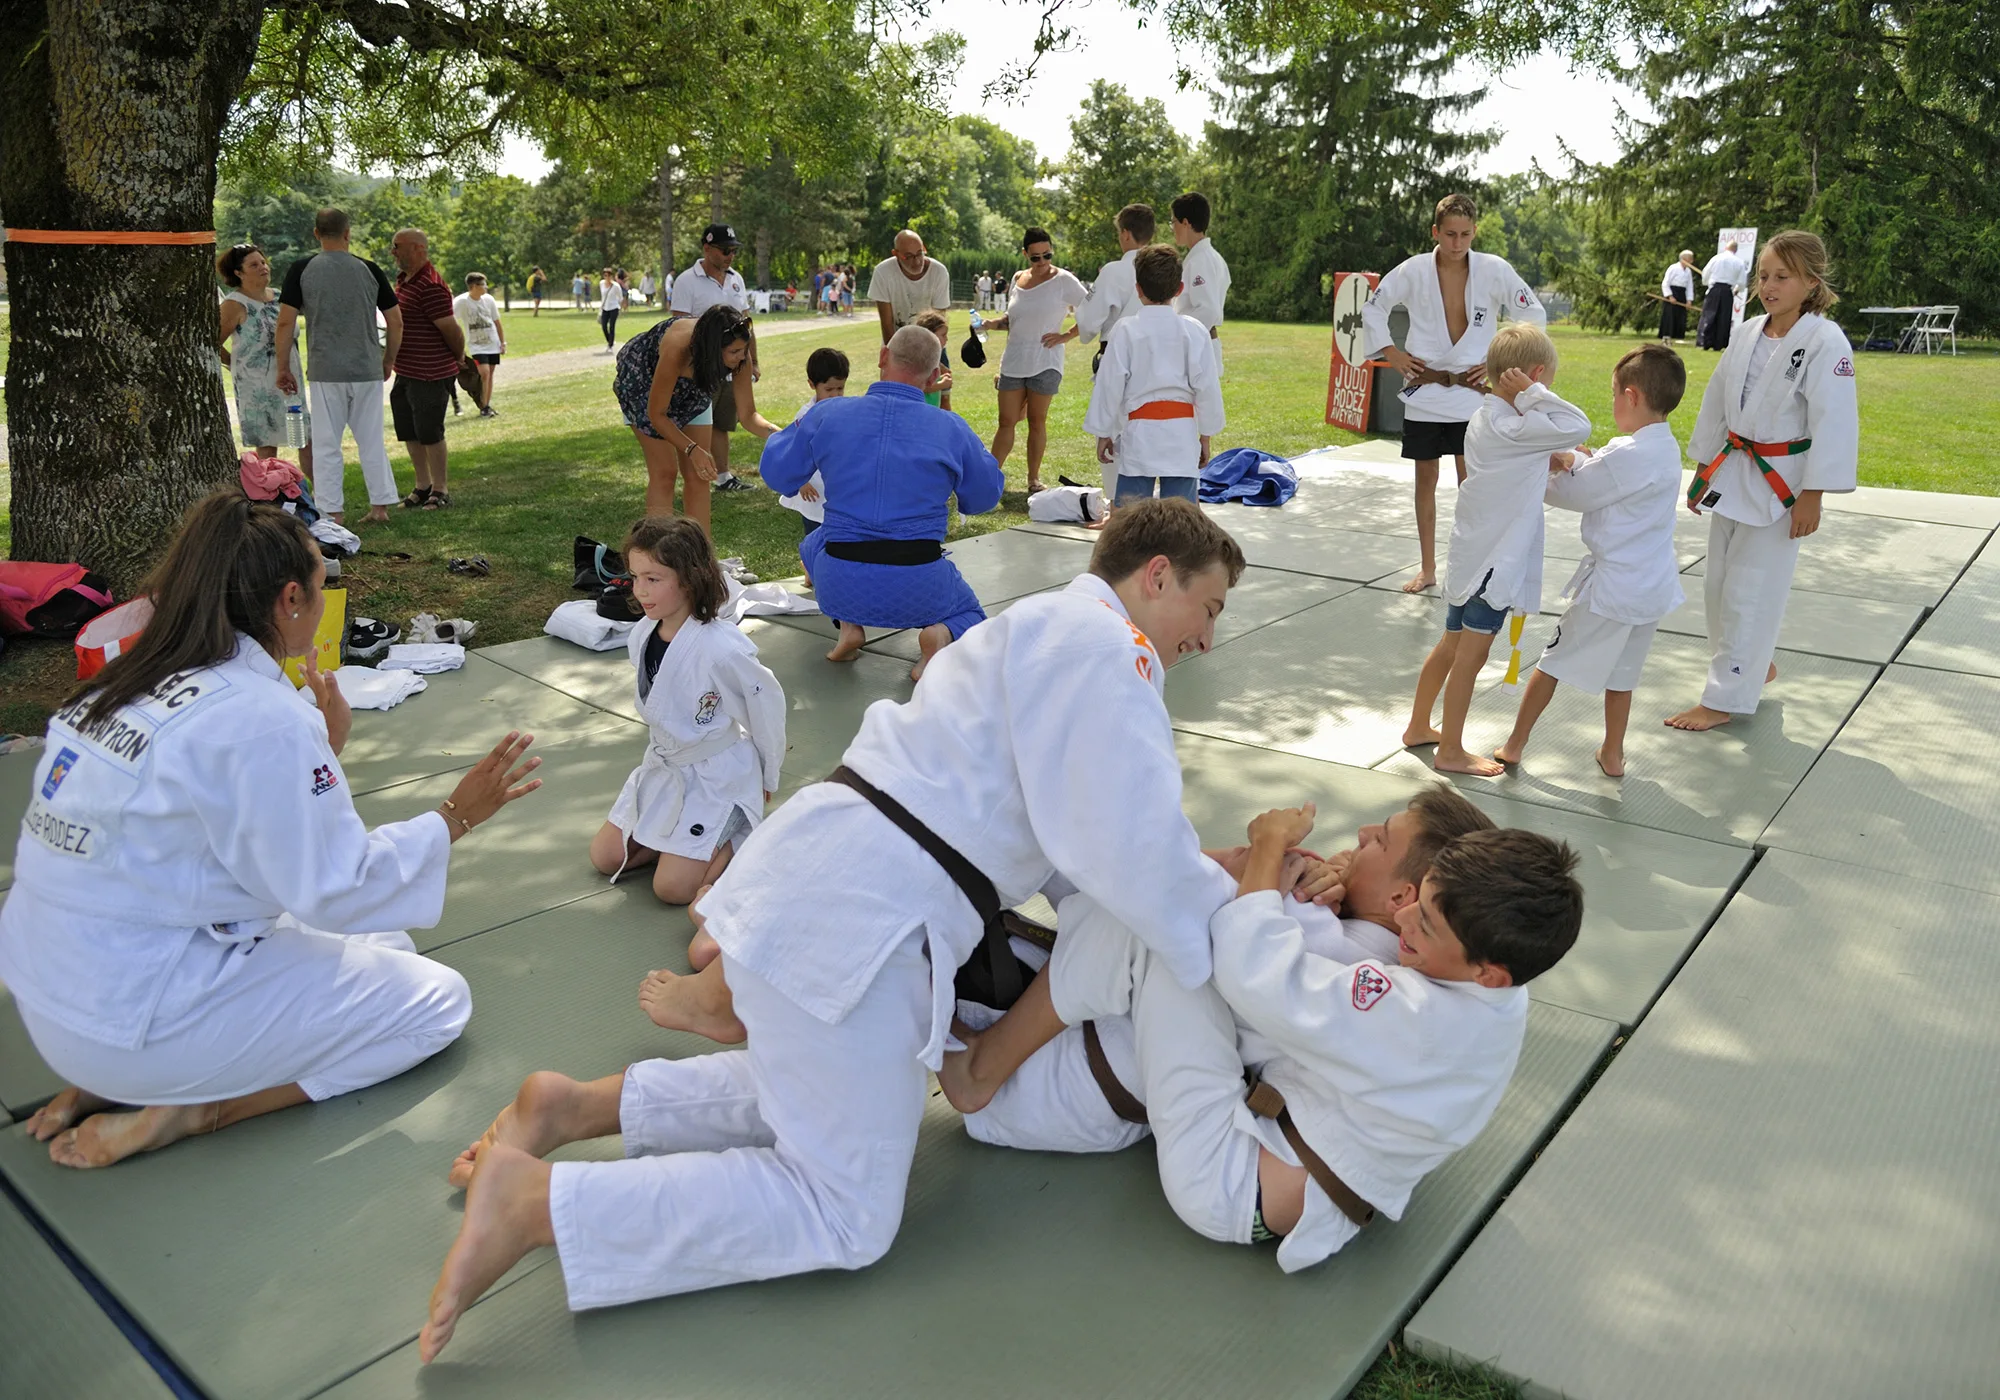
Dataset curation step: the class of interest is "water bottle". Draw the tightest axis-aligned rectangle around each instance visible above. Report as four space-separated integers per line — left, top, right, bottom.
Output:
284 402 309 448
970 310 988 344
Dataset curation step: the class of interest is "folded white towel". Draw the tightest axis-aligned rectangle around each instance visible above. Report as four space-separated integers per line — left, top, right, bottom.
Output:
379 643 466 674
544 598 637 651
322 667 430 709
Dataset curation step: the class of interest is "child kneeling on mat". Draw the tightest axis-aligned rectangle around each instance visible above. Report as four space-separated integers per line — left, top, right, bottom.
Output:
1495 343 1688 778
590 518 785 925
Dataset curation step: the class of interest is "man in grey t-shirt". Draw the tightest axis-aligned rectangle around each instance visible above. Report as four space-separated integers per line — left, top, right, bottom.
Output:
277 207 405 522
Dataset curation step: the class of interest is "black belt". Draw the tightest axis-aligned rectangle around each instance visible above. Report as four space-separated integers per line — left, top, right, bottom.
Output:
826 765 1031 1009
821 538 943 566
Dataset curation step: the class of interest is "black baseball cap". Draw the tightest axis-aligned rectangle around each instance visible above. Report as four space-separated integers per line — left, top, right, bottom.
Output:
702 223 740 250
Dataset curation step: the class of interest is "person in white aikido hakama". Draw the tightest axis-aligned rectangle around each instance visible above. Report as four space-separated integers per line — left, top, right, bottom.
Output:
1666 230 1859 732
1 493 542 1169
1362 193 1547 594
419 500 1248 1362
935 788 1581 1267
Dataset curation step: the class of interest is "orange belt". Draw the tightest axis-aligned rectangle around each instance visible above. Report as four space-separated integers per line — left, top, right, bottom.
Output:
1129 399 1196 421
1688 431 1810 512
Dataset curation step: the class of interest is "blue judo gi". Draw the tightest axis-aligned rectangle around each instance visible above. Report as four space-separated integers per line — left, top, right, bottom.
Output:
762 381 1005 638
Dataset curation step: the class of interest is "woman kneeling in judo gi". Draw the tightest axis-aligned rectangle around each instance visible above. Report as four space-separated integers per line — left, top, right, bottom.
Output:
1 492 543 1168
589 517 785 924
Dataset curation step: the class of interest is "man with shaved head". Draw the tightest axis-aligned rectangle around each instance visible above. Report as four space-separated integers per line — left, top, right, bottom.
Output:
867 229 953 347
388 227 467 509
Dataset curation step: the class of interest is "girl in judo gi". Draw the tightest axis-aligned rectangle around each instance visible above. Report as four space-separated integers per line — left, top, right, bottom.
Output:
3 492 542 1168
1666 230 1859 731
590 518 786 916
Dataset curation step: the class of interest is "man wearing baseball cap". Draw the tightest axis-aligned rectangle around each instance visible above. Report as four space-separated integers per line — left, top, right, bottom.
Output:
670 224 759 492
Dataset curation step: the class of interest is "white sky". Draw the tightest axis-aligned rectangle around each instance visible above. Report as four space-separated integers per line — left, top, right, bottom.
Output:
498 2 1639 182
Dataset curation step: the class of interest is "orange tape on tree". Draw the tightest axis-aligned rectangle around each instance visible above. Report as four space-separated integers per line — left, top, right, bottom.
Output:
4 229 216 245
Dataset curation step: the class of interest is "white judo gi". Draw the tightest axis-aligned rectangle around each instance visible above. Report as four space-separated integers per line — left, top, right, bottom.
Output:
1360 251 1546 428
1686 312 1859 713
544 573 1240 1309
1444 383 1592 615
1175 236 1231 377
1537 422 1687 694
0 639 469 1104
607 615 784 866
1082 305 1226 485
1074 249 1139 349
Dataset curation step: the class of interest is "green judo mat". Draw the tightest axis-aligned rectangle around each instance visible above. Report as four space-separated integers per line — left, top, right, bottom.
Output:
1679 511 1988 608
0 749 31 892
1651 584 1924 666
1405 851 2000 1400
0 1190 172 1399
1896 547 2000 679
0 893 64 1122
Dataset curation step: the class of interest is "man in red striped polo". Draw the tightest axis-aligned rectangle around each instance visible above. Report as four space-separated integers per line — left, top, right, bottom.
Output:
389 229 469 510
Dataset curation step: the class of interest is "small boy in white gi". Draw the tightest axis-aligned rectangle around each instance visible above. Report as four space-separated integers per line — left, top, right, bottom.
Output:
1665 230 1859 731
589 518 785 911
776 347 849 585
1084 244 1225 509
1171 191 1231 378
1361 193 1547 594
1495 344 1688 777
1406 323 1590 776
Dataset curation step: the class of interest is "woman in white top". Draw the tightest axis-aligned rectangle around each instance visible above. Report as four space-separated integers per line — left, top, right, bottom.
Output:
599 266 626 350
985 227 1088 494
3 493 545 1168
217 243 310 469
453 272 507 416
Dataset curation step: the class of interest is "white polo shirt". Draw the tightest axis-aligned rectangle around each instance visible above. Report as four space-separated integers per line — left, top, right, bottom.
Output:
671 261 750 317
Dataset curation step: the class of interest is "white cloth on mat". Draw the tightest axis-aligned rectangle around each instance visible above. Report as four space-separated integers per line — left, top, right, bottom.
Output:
544 599 637 652
326 667 428 710
1027 485 1104 523
379 643 465 674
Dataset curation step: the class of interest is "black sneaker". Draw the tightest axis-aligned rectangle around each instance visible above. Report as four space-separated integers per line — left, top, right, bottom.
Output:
345 617 400 663
713 474 757 493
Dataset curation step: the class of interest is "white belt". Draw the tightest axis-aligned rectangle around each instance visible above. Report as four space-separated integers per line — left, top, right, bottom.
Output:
1559 556 1594 602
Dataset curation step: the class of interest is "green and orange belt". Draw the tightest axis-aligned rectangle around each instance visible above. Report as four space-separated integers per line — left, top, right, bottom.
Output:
1688 432 1811 511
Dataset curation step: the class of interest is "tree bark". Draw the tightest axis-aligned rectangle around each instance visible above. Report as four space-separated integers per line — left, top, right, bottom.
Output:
658 148 676 280
710 168 724 224
754 226 772 292
1 0 265 589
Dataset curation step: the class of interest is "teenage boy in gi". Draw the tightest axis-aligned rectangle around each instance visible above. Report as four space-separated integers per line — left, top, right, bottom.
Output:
1171 192 1231 379
1361 194 1547 594
1495 344 1688 777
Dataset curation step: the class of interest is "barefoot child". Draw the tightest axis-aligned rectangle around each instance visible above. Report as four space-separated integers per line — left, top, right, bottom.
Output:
776 348 850 585
1495 344 1688 777
1406 323 1590 776
954 801 1580 1269
589 518 785 910
1083 244 1225 509
1665 230 1859 732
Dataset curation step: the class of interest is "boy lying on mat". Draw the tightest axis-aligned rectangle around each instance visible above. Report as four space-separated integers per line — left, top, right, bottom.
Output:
940 793 1582 1270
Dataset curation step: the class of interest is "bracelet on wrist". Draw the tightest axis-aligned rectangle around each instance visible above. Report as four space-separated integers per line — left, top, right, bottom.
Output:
440 799 473 836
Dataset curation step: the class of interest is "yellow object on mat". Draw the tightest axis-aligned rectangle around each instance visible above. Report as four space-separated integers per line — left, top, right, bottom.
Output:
283 587 345 686
1502 613 1526 685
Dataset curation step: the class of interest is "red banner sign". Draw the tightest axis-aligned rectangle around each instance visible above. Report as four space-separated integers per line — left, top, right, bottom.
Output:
1325 271 1379 433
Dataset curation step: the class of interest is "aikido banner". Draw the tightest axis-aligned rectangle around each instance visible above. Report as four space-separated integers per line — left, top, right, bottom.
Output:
1325 271 1379 433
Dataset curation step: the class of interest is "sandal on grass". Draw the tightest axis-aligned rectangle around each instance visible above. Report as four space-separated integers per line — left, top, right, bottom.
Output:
447 555 491 577
423 491 454 510
400 486 433 509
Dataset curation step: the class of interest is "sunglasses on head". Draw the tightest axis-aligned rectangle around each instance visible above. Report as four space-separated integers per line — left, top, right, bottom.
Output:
1027 252 1053 263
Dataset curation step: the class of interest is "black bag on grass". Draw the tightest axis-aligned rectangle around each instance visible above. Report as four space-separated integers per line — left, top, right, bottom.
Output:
573 536 629 591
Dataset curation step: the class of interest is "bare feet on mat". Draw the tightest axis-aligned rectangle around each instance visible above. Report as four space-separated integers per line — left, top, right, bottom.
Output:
1401 725 1442 749
910 623 951 683
422 1145 554 1364
1433 747 1505 778
26 1087 114 1140
638 967 745 1043
47 1103 206 1169
825 622 865 663
1664 704 1732 731
686 885 721 971
1401 570 1436 594
1491 742 1523 767
448 1071 602 1189
1596 744 1625 778
935 1023 999 1116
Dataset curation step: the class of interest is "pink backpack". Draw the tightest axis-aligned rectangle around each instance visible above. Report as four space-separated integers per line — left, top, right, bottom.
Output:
0 561 114 637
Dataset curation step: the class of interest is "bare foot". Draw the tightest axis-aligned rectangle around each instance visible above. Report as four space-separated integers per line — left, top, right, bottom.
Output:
825 622 865 663
421 1144 555 1364
934 1021 999 1115
1401 570 1437 594
48 1103 208 1169
910 623 951 683
1596 745 1625 777
1402 725 1442 748
363 506 391 525
1434 747 1505 778
1492 742 1524 766
26 1087 114 1141
448 1070 605 1188
687 928 720 971
638 967 745 1043
1664 704 1732 731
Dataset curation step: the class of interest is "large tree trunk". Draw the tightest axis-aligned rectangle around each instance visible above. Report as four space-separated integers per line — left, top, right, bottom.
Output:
754 226 772 292
658 148 675 278
1 0 264 590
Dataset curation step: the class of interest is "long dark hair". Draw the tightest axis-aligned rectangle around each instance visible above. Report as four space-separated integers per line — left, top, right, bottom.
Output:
68 492 321 725
623 516 727 622
689 305 754 396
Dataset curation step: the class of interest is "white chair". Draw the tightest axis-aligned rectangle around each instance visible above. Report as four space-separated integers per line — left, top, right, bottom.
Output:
1910 305 1959 356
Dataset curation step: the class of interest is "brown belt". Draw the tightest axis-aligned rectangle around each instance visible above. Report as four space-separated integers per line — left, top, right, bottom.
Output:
1404 366 1485 391
1244 1078 1376 1228
1081 1021 1149 1124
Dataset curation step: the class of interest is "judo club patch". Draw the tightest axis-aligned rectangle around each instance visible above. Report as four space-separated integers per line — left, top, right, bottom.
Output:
1352 965 1393 1010
42 747 79 799
694 690 722 726
1834 356 1855 378
311 765 339 796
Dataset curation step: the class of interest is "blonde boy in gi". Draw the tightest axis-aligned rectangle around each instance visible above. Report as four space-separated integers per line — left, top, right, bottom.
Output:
1495 344 1689 778
1084 245 1225 509
1665 230 1859 731
1362 193 1547 594
418 501 1248 1362
1405 323 1591 777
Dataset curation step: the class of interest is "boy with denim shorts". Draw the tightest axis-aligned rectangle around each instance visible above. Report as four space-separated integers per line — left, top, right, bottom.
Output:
1405 323 1589 775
